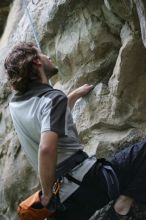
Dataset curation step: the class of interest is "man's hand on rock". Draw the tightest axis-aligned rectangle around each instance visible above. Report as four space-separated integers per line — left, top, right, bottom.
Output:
72 84 94 98
68 84 94 110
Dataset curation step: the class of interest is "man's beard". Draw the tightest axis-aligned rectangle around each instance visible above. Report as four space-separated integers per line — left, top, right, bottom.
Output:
44 65 59 78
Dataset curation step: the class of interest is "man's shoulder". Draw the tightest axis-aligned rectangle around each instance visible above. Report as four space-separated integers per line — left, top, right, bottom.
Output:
43 88 67 101
10 83 67 103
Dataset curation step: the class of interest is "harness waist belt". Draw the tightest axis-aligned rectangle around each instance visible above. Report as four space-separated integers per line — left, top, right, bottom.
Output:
56 150 88 178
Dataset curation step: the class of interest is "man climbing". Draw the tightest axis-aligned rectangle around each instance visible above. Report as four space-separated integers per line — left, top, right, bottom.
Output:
5 42 146 220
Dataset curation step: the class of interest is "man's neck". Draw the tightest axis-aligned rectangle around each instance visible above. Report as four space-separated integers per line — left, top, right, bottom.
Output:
39 71 49 84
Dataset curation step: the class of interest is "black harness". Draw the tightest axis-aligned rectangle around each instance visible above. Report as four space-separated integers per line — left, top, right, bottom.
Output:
56 150 120 201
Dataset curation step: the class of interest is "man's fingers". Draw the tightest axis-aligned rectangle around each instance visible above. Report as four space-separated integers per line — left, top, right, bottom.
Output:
87 84 94 90
77 84 94 96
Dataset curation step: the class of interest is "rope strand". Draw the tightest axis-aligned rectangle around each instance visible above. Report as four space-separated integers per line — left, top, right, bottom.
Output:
23 0 41 50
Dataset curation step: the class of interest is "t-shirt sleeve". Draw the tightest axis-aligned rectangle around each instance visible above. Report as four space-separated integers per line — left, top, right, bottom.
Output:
41 93 68 136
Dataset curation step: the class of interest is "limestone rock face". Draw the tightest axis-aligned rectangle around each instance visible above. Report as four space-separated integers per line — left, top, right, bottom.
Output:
0 0 146 219
0 0 11 38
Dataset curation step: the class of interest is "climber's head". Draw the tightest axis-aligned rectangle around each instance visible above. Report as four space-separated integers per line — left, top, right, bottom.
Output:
4 42 58 93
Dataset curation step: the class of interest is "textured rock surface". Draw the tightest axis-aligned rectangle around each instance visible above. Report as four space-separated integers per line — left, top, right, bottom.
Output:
0 0 146 219
135 0 146 47
0 0 11 38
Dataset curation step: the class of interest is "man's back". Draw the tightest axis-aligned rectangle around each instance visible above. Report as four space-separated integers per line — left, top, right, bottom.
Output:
9 82 83 171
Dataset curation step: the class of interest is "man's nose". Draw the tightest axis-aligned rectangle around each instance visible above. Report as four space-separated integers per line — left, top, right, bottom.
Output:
48 56 51 61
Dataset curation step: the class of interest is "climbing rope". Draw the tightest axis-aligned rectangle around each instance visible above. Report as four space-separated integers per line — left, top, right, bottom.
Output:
32 0 40 5
23 0 54 86
23 0 41 50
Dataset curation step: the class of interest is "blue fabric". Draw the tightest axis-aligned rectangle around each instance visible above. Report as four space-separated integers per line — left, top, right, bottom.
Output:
111 141 146 204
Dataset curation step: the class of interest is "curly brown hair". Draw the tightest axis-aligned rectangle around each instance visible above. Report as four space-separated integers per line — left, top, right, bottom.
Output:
4 42 40 93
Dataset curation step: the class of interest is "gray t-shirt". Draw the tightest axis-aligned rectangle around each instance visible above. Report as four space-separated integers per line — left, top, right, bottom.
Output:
9 83 83 172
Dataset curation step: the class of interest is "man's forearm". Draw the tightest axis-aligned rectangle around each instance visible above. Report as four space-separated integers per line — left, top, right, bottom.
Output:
38 132 58 206
67 90 80 110
38 145 57 197
67 84 94 110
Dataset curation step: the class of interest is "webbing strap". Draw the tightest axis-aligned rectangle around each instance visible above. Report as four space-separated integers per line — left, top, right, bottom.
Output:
102 164 120 200
65 174 81 185
56 150 88 178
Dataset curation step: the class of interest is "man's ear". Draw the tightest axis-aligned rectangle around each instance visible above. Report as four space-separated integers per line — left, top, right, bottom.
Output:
32 57 42 66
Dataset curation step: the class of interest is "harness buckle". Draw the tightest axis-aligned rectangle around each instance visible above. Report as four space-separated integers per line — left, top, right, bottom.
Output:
52 180 61 196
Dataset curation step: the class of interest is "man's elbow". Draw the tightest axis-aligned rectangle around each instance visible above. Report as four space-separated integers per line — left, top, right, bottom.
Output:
39 144 56 155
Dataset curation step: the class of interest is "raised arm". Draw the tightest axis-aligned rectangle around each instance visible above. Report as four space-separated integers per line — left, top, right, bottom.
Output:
67 84 94 110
